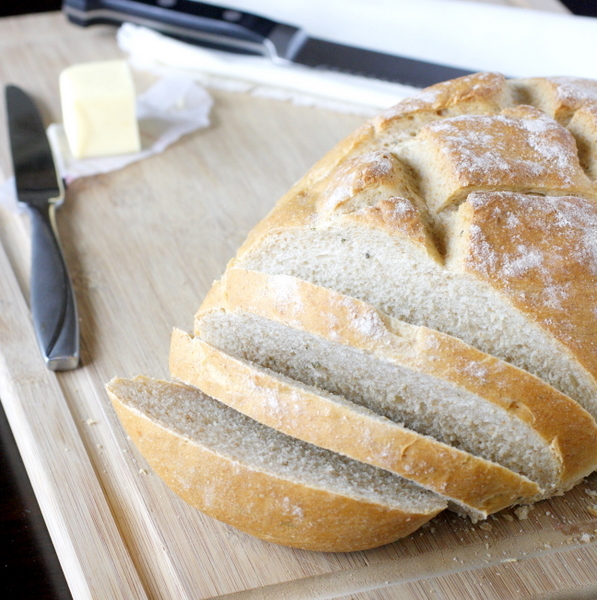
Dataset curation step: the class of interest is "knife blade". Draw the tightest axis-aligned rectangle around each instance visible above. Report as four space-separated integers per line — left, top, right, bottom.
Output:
62 0 474 88
5 85 80 371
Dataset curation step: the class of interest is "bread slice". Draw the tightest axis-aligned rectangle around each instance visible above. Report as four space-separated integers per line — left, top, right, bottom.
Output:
170 329 540 520
106 376 445 552
194 268 597 498
229 73 597 419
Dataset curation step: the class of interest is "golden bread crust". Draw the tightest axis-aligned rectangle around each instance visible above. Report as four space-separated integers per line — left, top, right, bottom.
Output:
373 72 512 135
453 192 597 385
517 76 597 123
414 105 592 212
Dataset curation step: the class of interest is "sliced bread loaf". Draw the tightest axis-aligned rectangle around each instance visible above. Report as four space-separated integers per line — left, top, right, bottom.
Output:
109 73 597 552
170 329 540 520
193 268 597 498
229 73 597 417
106 376 445 552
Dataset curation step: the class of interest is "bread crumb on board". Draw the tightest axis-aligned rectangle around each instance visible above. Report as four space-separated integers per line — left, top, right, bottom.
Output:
514 505 534 520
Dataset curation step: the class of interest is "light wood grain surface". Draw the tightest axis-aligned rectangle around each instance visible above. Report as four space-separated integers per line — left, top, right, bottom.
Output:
0 5 595 600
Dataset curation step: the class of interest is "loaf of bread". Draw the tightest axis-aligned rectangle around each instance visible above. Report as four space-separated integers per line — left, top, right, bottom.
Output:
108 72 597 552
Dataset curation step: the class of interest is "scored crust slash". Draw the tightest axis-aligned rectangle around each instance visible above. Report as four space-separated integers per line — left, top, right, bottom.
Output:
107 72 597 553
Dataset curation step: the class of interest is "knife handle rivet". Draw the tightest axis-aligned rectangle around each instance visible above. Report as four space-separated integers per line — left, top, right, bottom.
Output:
223 9 242 22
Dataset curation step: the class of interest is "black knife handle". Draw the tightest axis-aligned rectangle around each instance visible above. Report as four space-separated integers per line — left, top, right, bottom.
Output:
62 0 302 59
28 203 80 371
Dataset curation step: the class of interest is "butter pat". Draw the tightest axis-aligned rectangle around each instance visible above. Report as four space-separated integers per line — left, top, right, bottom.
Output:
60 60 141 159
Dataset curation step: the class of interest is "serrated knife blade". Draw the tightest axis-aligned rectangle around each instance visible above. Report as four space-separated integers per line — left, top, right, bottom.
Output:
62 0 474 88
5 85 79 371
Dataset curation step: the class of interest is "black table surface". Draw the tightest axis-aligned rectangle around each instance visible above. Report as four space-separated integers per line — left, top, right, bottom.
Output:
0 400 72 599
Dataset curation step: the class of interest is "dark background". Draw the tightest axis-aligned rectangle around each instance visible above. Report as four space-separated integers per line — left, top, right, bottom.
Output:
563 0 597 15
0 0 597 17
0 0 596 599
1 1 63 17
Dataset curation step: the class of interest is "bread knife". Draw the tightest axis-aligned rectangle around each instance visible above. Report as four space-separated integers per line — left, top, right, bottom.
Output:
5 85 80 371
62 0 474 88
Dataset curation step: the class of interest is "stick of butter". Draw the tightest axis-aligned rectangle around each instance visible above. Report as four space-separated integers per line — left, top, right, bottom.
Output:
59 60 141 159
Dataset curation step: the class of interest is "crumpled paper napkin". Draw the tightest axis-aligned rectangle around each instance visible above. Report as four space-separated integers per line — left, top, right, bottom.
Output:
0 74 212 212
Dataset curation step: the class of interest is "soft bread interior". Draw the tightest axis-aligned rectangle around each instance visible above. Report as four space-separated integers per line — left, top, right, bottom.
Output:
236 220 597 419
170 329 541 520
195 306 560 491
107 376 444 513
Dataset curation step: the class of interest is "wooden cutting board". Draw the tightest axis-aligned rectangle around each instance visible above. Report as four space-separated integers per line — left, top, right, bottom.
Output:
0 10 595 600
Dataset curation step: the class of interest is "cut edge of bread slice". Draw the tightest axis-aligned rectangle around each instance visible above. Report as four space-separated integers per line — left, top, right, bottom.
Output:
194 268 597 497
106 376 445 553
169 329 540 521
233 210 597 419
